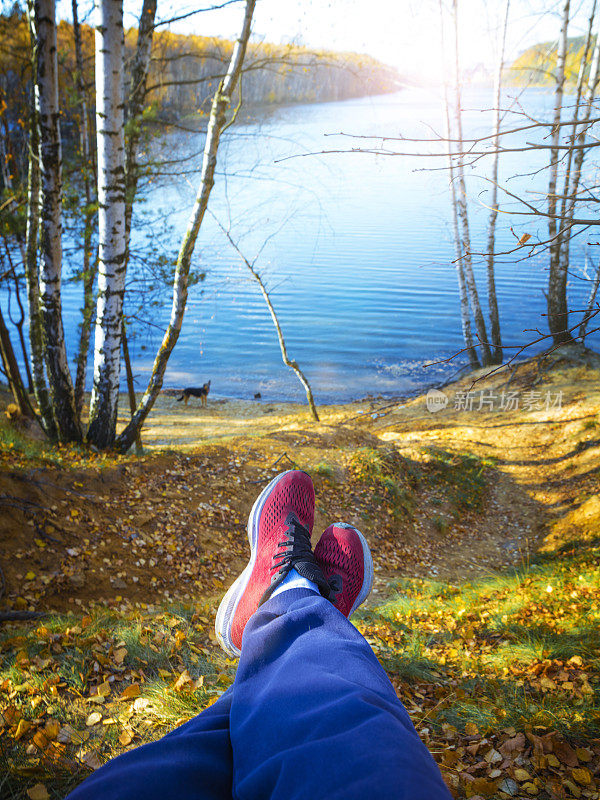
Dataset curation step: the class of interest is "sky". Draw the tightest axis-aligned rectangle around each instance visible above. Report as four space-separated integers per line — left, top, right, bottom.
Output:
58 0 598 82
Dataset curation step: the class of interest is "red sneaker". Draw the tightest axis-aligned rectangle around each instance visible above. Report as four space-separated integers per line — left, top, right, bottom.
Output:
215 470 332 656
314 523 374 618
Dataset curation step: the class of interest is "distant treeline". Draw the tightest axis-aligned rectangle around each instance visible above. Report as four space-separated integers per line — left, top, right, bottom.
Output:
147 32 401 111
509 35 595 86
0 8 399 183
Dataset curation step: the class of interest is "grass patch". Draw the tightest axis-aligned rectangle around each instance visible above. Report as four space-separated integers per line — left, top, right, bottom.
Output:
356 539 600 795
348 446 417 517
0 604 233 799
422 447 494 510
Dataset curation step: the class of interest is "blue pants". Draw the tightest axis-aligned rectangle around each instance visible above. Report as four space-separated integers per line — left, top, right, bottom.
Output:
68 590 451 799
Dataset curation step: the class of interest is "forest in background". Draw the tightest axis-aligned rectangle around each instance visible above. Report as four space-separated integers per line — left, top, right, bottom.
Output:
511 34 599 85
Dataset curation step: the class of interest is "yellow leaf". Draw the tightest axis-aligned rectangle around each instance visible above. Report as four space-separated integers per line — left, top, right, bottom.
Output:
14 719 31 740
464 722 479 736
119 729 133 746
119 683 140 700
519 233 531 245
572 768 591 786
575 748 592 762
514 768 532 782
85 712 102 727
173 669 192 692
25 572 36 581
97 681 111 698
44 719 60 740
27 785 49 800
34 539 45 548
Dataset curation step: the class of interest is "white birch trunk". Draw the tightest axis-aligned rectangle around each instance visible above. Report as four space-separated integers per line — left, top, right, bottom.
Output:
547 0 572 343
25 8 57 438
451 0 492 365
440 0 479 369
485 0 510 364
72 0 98 419
87 0 127 448
558 22 600 312
116 0 256 452
30 0 81 442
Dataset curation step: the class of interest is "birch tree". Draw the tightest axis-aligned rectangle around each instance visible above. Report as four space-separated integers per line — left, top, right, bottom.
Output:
72 0 98 419
440 0 479 369
87 0 127 448
450 0 492 366
116 0 256 452
28 0 81 442
24 12 57 438
546 0 571 344
485 0 510 365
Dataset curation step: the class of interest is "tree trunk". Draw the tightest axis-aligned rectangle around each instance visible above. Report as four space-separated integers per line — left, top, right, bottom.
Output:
547 0 572 344
121 321 143 453
24 18 57 439
222 228 320 420
440 0 479 369
558 19 600 321
2 239 34 392
0 305 31 417
485 0 510 365
451 0 492 366
124 0 157 248
72 0 98 419
116 0 256 453
30 0 81 442
87 0 127 449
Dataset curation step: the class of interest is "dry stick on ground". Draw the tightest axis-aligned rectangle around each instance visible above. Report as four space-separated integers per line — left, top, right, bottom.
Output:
218 225 320 422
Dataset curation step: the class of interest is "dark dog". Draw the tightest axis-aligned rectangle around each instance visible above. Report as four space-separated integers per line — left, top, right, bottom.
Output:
176 381 211 407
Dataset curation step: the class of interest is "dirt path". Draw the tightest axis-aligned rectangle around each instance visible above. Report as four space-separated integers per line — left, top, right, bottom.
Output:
1 347 598 616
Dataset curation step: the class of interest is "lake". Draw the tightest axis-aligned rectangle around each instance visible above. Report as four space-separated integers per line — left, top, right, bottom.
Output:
51 86 600 402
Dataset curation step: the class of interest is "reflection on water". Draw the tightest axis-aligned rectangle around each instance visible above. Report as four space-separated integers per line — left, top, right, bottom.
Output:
63 87 599 402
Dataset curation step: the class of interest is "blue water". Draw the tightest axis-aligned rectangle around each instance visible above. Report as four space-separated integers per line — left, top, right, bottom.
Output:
11 87 600 403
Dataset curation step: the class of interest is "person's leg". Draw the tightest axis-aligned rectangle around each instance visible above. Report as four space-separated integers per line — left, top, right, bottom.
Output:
66 689 233 800
215 471 451 800
230 588 451 800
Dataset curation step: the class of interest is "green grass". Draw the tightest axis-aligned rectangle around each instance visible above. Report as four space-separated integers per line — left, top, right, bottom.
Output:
356 538 600 740
422 447 494 511
349 446 417 517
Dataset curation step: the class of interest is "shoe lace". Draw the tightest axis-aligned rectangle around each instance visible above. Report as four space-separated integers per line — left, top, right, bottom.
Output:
265 513 335 603
271 513 314 577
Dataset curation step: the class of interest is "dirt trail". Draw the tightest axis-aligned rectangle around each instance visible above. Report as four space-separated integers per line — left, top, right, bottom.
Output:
1 346 598 616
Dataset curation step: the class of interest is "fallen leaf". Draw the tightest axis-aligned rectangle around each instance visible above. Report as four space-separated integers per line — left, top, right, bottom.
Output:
514 768 531 782
572 768 591 786
85 712 102 727
119 683 140 700
14 719 31 740
119 729 133 746
173 669 192 692
26 785 49 800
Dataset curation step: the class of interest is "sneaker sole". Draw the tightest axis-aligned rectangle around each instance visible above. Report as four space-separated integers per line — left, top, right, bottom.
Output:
214 469 297 657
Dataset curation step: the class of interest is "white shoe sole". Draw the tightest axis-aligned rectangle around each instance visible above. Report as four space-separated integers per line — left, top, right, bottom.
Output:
214 470 296 657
